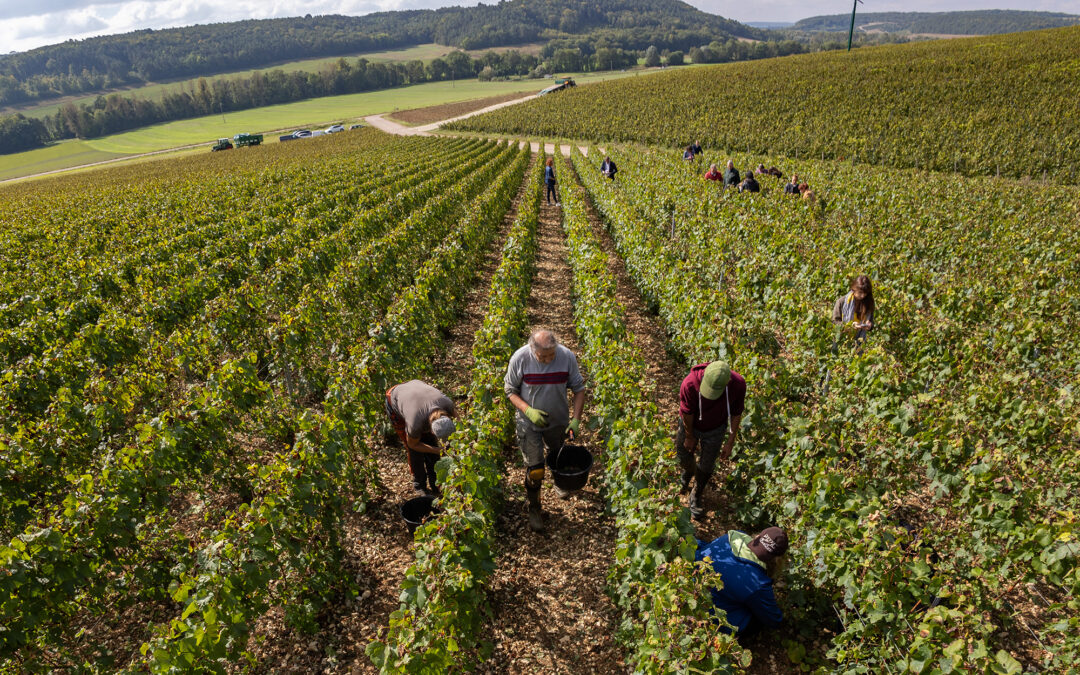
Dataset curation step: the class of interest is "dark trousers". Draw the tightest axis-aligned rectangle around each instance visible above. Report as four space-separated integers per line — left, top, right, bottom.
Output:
407 448 440 492
546 181 558 203
675 417 728 477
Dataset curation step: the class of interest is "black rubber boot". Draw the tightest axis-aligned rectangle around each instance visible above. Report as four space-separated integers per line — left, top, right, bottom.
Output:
526 484 544 532
688 469 711 519
678 455 695 495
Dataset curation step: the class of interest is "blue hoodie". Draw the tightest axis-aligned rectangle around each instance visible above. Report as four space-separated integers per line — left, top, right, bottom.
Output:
696 531 783 635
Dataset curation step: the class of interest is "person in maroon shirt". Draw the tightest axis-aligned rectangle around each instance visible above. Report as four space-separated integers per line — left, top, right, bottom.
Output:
676 360 746 518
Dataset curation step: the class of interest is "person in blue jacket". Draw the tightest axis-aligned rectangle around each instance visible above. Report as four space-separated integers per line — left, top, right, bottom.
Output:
696 526 789 637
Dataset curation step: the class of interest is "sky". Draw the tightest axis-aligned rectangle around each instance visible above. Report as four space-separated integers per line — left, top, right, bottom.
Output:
0 0 1076 54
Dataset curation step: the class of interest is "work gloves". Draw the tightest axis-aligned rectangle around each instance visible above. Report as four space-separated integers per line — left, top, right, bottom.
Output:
567 418 580 435
524 407 549 427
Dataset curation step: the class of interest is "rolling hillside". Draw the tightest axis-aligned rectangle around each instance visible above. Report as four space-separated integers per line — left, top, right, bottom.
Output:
449 26 1080 184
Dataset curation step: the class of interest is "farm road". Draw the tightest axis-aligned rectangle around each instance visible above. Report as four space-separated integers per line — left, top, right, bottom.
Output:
363 93 536 135
365 97 596 159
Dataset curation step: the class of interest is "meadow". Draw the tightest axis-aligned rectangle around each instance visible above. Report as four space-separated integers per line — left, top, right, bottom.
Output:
1 69 644 182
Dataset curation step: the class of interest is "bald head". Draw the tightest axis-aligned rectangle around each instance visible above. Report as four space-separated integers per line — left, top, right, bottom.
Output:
528 329 558 363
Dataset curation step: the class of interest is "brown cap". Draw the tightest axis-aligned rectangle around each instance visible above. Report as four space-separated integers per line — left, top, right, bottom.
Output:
750 527 789 560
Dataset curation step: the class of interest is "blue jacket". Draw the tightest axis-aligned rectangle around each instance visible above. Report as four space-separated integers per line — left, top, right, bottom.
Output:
696 532 783 635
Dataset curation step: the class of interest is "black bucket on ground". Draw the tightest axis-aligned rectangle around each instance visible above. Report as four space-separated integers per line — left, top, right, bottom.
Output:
547 444 593 491
401 495 440 535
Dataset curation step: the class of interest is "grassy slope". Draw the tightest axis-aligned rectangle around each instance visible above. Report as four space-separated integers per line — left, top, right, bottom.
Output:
450 26 1080 184
0 69 638 181
3 42 543 120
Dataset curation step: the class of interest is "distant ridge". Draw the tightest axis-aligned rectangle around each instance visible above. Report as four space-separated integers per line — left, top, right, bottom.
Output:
0 0 757 108
793 9 1080 35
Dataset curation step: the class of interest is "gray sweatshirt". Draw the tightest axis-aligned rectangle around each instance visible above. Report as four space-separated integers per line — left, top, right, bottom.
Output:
504 343 585 429
390 380 455 437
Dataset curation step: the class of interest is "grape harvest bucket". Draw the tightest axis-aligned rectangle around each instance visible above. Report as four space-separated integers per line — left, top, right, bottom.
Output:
546 443 593 491
400 495 440 535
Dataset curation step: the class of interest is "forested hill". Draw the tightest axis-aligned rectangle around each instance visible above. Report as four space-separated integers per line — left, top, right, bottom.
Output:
0 0 757 107
793 10 1080 35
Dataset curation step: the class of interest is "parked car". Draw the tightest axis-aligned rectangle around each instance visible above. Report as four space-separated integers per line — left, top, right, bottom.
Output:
325 124 345 133
278 130 311 142
349 124 364 130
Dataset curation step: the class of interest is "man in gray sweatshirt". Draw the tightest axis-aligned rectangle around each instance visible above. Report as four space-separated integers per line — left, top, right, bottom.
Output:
504 329 586 532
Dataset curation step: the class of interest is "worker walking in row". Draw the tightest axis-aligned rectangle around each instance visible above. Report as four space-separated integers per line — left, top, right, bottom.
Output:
544 157 560 206
505 329 586 532
697 527 789 637
385 380 457 497
704 163 723 181
676 360 745 518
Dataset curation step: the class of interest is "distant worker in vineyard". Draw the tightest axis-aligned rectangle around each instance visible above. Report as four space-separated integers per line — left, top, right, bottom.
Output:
738 174 760 193
697 526 789 637
832 274 876 342
505 329 586 532
544 157 560 206
683 145 696 162
676 360 745 518
723 160 741 188
601 156 618 181
784 174 801 194
704 164 723 181
385 380 457 497
691 139 704 158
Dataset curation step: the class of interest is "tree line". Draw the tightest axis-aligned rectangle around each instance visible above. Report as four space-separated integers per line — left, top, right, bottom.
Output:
0 0 761 107
0 51 534 152
2 32 839 156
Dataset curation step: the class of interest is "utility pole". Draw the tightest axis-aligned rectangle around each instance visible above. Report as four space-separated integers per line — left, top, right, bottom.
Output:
847 0 863 51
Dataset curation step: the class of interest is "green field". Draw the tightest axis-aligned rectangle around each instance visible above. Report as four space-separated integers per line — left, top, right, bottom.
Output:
2 43 544 120
0 70 645 182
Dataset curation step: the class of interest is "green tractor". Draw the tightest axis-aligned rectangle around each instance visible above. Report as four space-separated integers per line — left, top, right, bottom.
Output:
233 133 263 147
211 138 233 152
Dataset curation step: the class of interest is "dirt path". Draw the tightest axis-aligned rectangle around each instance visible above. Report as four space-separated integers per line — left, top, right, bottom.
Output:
578 182 682 421
479 181 623 674
364 93 538 136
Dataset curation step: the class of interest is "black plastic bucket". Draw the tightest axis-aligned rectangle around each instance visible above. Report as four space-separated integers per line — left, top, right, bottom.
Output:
547 444 593 491
401 496 440 535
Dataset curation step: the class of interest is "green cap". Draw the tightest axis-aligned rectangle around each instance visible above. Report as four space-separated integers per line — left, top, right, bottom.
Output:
700 361 731 400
